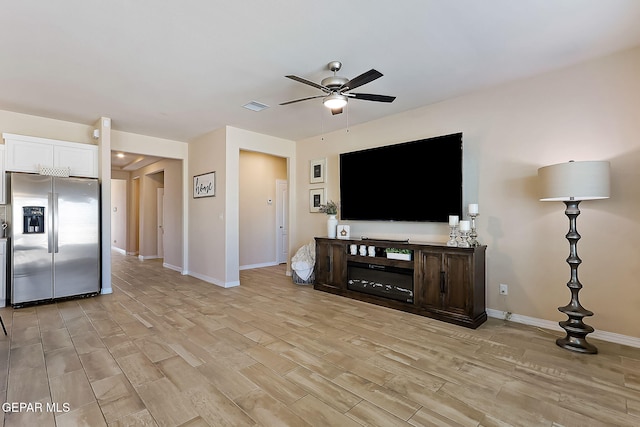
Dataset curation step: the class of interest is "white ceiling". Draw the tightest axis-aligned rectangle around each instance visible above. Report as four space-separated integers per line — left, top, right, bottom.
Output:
2 1 640 143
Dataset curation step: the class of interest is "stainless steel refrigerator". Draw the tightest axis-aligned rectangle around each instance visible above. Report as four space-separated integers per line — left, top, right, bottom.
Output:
9 172 100 306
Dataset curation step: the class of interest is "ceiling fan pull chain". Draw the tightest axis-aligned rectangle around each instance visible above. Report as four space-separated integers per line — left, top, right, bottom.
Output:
320 106 324 140
346 104 349 133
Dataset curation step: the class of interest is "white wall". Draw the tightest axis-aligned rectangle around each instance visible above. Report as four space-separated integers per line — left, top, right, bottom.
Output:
295 46 640 339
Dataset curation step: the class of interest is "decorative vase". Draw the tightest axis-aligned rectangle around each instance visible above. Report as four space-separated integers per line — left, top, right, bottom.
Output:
327 215 338 238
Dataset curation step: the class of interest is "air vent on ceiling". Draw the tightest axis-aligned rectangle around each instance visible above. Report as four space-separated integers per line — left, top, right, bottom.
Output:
243 101 270 112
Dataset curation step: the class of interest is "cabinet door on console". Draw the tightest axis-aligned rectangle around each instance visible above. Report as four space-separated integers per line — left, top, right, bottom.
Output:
442 252 474 316
314 239 347 289
415 251 443 309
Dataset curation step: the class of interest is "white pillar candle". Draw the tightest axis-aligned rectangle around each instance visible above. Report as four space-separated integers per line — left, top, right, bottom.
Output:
448 215 459 226
459 220 471 231
468 204 479 215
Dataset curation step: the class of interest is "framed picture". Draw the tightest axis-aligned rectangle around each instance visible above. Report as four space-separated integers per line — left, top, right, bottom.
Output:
310 158 326 184
193 171 215 198
309 188 326 213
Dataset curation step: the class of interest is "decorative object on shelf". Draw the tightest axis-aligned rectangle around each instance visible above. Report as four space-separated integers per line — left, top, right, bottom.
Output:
458 220 471 248
447 215 459 247
309 188 326 213
538 160 610 354
359 245 367 256
319 200 339 238
368 246 376 257
385 248 412 261
468 203 480 247
310 158 326 183
350 244 357 255
193 171 215 198
326 215 338 238
337 225 351 239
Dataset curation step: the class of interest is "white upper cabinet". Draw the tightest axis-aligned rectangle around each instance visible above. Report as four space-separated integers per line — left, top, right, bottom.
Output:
3 133 98 178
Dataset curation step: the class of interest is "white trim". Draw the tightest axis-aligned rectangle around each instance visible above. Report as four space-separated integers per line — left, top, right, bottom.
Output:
138 255 161 260
188 271 239 288
487 309 640 348
163 262 183 273
111 246 126 255
240 261 279 271
100 287 113 295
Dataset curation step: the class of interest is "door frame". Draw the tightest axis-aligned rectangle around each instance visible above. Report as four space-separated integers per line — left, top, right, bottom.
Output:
275 179 288 264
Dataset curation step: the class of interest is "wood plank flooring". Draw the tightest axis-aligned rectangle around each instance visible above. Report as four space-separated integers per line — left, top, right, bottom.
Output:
0 252 639 426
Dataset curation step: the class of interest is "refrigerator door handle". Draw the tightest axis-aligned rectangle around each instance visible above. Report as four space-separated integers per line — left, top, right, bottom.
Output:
53 192 59 253
48 192 54 253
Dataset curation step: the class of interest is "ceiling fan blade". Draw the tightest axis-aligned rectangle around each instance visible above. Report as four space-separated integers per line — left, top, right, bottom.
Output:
285 75 329 92
350 93 396 103
279 95 325 106
331 107 343 115
341 69 383 91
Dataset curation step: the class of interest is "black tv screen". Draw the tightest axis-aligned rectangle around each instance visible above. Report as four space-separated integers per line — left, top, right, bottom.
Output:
339 133 463 222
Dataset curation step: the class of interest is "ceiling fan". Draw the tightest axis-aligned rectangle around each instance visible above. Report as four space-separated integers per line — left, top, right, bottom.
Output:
280 61 396 115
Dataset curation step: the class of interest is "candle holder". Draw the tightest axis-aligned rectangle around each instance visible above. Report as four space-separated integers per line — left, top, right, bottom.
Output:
468 213 479 246
446 225 458 247
458 228 471 248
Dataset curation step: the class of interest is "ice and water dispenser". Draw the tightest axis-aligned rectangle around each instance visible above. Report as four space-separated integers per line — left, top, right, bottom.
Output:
23 207 45 234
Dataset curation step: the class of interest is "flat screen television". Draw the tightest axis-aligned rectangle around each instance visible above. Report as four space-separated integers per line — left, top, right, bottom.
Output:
339 132 463 222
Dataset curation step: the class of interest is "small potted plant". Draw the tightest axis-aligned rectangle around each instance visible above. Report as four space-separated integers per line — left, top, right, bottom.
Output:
320 200 339 238
385 248 412 261
319 200 338 215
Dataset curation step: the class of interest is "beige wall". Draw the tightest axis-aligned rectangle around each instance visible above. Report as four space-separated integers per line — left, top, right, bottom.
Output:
239 150 287 268
187 126 295 286
188 127 228 285
295 46 640 338
0 110 96 143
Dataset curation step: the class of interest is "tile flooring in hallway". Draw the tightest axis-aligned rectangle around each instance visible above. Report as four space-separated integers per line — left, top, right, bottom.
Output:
0 252 639 426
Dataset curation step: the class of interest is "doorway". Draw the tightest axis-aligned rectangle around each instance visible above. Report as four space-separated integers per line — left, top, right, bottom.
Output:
239 151 288 269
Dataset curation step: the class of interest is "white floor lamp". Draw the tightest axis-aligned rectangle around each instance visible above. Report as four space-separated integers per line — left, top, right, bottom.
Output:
537 160 610 354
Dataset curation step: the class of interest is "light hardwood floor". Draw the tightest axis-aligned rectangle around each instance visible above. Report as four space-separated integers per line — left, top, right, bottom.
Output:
0 252 639 426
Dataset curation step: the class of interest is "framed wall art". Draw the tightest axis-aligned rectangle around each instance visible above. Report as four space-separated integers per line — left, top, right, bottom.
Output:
193 171 215 198
309 188 326 213
310 158 326 184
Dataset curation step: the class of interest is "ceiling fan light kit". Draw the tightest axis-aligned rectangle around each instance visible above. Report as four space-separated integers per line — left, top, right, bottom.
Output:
323 93 348 110
280 61 396 114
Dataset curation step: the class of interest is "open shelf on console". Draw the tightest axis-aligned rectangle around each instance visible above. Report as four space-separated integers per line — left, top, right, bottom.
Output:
346 254 414 269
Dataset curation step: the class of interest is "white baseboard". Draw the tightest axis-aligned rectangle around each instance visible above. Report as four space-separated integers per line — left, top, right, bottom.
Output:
162 262 183 273
486 309 640 349
111 246 126 255
188 271 239 288
138 255 161 261
239 261 278 270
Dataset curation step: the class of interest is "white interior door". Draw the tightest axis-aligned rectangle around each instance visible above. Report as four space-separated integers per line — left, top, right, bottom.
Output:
157 188 164 258
276 180 288 264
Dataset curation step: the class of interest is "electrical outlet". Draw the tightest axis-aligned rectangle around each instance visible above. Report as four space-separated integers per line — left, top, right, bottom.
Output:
499 283 508 295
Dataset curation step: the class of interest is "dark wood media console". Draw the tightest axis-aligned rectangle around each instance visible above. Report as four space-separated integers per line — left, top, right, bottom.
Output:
314 237 487 329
